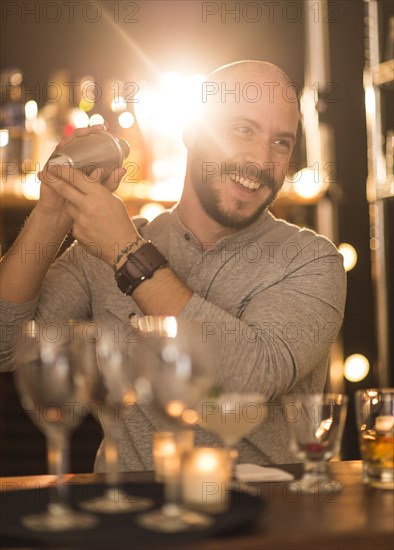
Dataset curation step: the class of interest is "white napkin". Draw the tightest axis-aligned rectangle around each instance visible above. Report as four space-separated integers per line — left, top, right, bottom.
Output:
235 463 295 482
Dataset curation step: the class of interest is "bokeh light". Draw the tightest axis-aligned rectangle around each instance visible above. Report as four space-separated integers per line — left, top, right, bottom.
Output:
118 112 135 128
292 167 328 199
344 354 370 382
0 130 9 147
139 202 166 221
338 243 358 272
111 97 127 112
10 71 23 86
21 173 41 200
70 108 89 128
89 114 105 126
25 101 38 120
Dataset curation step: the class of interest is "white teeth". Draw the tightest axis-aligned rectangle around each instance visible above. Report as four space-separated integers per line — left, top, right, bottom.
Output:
228 173 260 190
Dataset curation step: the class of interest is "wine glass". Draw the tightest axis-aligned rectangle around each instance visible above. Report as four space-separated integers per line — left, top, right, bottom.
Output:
14 320 98 531
80 330 153 513
135 316 217 533
197 392 268 477
281 393 348 494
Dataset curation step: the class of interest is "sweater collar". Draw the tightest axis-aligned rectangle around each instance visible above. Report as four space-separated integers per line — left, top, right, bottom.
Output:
169 205 276 250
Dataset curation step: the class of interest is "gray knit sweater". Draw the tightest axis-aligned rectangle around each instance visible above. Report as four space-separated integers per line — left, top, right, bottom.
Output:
0 208 346 470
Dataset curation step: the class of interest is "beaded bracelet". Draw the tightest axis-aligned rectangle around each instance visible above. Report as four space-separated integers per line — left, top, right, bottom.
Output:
112 236 143 271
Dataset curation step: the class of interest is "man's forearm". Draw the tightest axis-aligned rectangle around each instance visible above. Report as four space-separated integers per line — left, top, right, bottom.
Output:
132 267 193 316
0 206 71 303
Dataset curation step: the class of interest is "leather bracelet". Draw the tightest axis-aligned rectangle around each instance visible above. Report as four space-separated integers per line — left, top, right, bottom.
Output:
112 236 144 271
115 241 168 295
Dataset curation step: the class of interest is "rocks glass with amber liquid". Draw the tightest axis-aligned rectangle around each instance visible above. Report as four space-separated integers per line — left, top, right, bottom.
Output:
282 393 348 494
355 389 394 489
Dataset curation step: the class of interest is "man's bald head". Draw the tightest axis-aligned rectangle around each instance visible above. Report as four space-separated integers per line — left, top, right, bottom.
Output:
207 59 292 85
196 60 299 125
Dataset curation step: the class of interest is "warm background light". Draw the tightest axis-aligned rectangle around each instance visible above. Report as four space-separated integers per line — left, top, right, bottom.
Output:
21 173 41 200
165 400 185 418
24 101 38 133
344 354 370 382
25 101 38 120
133 72 206 203
118 112 135 129
111 97 127 113
139 202 166 221
10 71 22 86
291 167 328 200
364 85 375 115
182 409 199 425
89 114 105 126
70 108 89 128
79 98 94 112
338 243 358 272
0 130 9 147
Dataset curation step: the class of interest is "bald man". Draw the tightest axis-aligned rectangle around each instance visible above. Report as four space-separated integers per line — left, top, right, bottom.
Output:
0 61 346 469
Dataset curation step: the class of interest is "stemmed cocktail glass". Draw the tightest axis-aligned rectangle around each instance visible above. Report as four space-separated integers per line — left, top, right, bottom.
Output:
135 316 216 532
14 321 98 531
197 392 268 479
80 331 153 513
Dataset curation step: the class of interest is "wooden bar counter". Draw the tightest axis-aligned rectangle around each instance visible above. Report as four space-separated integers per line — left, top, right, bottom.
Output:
1 461 393 550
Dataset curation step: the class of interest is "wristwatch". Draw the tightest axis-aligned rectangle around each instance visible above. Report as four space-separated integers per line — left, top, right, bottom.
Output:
115 241 168 295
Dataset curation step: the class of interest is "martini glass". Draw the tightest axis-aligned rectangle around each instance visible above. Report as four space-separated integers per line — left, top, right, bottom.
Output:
14 321 98 531
197 392 268 477
281 393 348 494
135 316 216 533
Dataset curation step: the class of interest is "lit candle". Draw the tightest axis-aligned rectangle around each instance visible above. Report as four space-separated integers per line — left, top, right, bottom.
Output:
152 431 194 482
182 448 231 513
375 415 394 433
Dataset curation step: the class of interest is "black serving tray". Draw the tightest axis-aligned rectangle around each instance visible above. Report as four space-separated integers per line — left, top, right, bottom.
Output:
0 481 265 549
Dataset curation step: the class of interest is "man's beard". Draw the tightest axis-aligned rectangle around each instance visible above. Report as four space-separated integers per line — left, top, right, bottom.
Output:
189 158 281 230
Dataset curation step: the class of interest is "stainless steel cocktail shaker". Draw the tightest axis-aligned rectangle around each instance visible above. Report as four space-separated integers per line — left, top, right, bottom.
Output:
47 130 130 181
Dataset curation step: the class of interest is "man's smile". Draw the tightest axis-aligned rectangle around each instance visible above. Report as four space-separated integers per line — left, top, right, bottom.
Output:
227 172 261 191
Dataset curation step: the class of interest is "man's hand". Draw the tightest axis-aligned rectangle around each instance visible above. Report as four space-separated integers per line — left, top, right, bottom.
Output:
37 124 124 221
42 161 136 267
